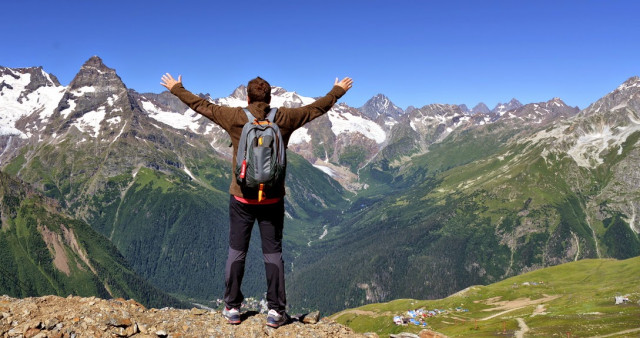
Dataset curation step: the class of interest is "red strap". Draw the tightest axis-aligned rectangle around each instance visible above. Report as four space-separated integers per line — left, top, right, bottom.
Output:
234 196 281 205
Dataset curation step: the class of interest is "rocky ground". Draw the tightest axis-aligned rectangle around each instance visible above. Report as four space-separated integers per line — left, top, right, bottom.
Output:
0 295 374 337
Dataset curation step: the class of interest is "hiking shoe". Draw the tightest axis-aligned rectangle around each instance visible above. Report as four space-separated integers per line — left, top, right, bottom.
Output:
222 307 241 324
266 309 289 328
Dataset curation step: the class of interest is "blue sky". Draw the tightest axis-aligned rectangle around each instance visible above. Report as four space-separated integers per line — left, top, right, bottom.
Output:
2 0 639 110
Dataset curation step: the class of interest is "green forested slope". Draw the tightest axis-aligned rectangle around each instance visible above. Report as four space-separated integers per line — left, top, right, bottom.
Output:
0 172 187 308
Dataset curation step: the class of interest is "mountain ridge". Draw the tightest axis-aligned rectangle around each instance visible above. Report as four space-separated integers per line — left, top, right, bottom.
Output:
1 56 638 316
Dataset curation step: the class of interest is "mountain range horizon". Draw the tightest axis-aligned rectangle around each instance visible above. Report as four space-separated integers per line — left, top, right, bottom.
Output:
1 54 639 318
2 55 589 116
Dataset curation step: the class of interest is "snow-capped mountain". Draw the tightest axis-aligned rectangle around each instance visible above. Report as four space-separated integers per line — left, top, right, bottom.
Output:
0 66 65 140
136 83 388 184
0 56 633 189
501 97 579 125
405 103 475 145
46 56 132 141
520 76 640 169
2 57 639 316
359 94 404 128
492 98 523 117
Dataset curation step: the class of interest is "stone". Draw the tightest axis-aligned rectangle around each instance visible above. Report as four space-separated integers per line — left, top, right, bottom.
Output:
24 327 41 338
45 317 60 330
126 323 139 336
189 308 208 316
302 311 321 324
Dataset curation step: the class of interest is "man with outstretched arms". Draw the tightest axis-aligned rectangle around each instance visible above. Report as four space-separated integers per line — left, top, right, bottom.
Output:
160 74 353 327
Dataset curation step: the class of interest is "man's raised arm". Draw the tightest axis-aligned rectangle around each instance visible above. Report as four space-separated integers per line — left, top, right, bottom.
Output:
160 73 235 130
277 77 354 130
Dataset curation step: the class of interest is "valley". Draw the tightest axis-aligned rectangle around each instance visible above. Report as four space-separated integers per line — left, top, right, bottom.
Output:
1 57 639 318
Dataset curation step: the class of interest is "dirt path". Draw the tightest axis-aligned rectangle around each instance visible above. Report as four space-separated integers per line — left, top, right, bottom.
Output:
480 306 527 321
479 294 561 321
515 318 530 338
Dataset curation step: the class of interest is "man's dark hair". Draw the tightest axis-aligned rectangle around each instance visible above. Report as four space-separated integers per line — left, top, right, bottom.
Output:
247 77 271 104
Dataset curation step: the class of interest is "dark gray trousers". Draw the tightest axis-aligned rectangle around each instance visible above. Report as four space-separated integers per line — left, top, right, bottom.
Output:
224 196 286 313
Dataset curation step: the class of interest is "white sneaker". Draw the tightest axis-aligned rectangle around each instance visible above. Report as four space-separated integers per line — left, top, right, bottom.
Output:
266 309 289 328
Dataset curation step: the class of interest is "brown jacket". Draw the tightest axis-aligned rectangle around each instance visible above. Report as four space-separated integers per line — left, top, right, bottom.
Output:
170 83 346 198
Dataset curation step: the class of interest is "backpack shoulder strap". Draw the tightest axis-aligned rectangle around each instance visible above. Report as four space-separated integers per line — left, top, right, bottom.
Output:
266 108 278 123
242 108 254 123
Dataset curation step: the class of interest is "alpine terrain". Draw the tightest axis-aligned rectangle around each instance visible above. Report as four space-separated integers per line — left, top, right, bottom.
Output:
1 56 639 315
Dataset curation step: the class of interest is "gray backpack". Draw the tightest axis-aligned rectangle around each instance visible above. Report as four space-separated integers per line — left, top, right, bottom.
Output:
235 108 286 201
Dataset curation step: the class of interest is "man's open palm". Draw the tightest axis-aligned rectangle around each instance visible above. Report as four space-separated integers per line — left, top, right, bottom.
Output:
335 77 354 92
161 73 182 90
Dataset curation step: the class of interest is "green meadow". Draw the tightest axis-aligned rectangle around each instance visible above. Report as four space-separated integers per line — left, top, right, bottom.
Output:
332 257 640 337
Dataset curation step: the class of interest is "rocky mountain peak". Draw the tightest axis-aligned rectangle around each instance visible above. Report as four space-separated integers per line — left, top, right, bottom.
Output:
492 98 523 116
0 66 62 105
502 97 578 125
69 56 124 91
617 76 640 90
82 55 111 72
47 56 138 139
471 102 490 114
22 66 61 88
271 86 288 96
581 76 640 116
230 84 247 101
360 93 403 120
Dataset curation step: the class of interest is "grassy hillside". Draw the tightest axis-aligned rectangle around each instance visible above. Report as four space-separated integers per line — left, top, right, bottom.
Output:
332 257 640 337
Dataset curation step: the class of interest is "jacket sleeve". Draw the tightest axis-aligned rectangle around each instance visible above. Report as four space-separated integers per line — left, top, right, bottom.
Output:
169 83 237 131
277 86 346 130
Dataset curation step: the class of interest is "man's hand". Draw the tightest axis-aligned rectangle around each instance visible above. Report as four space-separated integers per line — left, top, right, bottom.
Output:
334 77 354 92
160 73 182 91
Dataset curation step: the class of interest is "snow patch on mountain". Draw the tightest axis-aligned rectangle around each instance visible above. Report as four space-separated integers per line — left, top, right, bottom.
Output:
290 126 311 144
108 122 127 146
214 96 246 108
214 87 315 109
141 100 202 132
328 109 386 144
71 86 96 96
384 119 398 127
183 166 196 180
313 164 336 177
106 94 119 106
73 107 106 138
0 70 65 137
270 89 315 108
106 116 121 125
213 87 387 144
60 99 77 119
